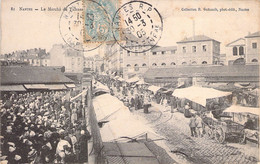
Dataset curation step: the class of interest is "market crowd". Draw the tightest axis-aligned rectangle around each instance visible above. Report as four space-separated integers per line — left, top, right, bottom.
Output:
96 74 259 139
0 91 91 163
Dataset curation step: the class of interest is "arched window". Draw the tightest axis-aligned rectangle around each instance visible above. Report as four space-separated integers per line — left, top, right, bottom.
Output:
192 61 197 65
252 59 258 62
202 61 207 64
127 64 131 67
239 46 244 55
233 47 238 56
152 63 157 66
142 63 147 67
182 62 187 65
170 62 176 65
134 64 138 67
161 63 166 66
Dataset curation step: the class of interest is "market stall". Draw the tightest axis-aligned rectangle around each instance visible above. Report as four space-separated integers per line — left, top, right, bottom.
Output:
172 86 232 113
92 93 154 142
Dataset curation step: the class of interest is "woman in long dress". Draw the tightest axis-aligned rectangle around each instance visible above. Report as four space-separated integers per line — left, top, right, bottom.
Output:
71 108 77 125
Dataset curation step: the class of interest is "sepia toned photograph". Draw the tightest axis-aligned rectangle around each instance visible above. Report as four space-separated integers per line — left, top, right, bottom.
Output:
0 0 259 163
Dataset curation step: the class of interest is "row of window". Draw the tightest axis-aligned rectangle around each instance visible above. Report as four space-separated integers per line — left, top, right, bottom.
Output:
182 45 207 53
233 43 257 56
152 50 176 55
126 61 208 67
233 46 244 56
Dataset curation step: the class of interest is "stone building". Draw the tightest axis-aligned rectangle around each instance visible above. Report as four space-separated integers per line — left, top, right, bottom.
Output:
176 35 221 65
49 44 83 73
225 38 245 65
245 31 260 64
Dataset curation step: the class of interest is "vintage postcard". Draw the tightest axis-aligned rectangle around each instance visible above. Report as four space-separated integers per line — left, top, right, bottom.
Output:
0 0 259 163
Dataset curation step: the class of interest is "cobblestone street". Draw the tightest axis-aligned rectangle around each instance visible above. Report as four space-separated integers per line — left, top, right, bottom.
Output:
133 103 259 164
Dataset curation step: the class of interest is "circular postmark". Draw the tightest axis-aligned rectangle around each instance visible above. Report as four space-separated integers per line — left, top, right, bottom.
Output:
59 0 111 52
112 1 163 53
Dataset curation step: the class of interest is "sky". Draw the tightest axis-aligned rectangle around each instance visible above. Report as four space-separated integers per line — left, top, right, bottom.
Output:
1 0 259 56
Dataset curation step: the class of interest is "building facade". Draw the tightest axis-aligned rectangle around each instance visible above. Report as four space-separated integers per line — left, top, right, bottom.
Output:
225 38 245 65
225 31 259 65
176 35 221 65
49 44 83 73
102 35 221 78
0 48 50 67
245 31 260 64
84 57 94 71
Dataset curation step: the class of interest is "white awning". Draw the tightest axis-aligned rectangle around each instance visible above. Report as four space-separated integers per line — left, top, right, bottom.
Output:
224 105 259 116
93 94 153 142
147 85 161 93
136 79 148 85
0 85 26 91
126 76 139 83
24 84 48 89
71 89 88 101
172 86 232 107
117 77 125 81
65 83 76 88
45 84 67 90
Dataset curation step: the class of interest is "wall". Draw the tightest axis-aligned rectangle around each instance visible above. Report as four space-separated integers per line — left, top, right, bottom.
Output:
176 40 217 65
245 36 260 64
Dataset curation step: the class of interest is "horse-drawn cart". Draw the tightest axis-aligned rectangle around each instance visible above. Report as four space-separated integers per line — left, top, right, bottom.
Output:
203 114 245 143
203 105 259 145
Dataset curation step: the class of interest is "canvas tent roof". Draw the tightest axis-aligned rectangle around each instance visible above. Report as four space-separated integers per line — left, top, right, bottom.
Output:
224 105 259 116
65 83 76 88
93 82 110 94
126 76 139 83
147 85 161 93
93 94 153 142
172 86 232 106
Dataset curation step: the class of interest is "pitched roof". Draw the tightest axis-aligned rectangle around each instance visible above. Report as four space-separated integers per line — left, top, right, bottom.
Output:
177 35 220 43
144 65 259 79
151 46 177 52
0 66 74 85
245 31 260 38
226 38 245 47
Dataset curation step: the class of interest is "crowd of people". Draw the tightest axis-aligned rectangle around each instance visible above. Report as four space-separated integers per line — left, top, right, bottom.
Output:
0 91 91 163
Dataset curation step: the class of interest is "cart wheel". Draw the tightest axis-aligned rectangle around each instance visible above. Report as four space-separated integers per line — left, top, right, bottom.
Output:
238 129 246 144
215 127 225 143
205 126 214 139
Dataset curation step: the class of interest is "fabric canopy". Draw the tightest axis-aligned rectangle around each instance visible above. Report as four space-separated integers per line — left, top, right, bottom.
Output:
136 79 148 85
172 86 232 107
65 83 76 88
71 89 88 101
126 76 139 83
24 84 48 89
224 105 259 116
93 82 110 94
234 83 253 89
117 77 125 81
147 85 161 93
93 94 153 142
0 85 26 91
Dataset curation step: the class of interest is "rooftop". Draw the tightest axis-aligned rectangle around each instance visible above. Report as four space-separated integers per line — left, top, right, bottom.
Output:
151 46 177 52
177 35 220 43
245 31 260 38
226 38 245 47
0 66 74 85
144 65 259 79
